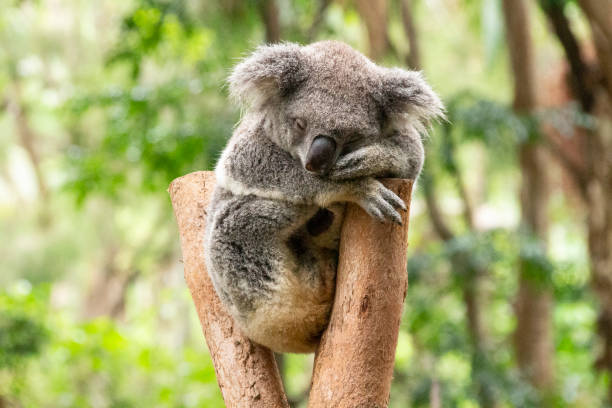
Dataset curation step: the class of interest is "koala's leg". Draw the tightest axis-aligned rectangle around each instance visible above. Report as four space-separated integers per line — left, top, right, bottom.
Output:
206 191 337 352
306 204 345 250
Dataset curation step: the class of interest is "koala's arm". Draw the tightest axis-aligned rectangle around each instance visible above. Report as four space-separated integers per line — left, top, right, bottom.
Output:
329 130 424 181
216 121 406 223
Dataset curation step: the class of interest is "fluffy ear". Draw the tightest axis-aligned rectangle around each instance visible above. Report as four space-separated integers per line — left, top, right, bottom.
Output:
228 43 306 109
380 68 444 132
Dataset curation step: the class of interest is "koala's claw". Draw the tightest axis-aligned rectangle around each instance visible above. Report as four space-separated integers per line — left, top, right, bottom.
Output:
329 150 371 180
357 179 405 225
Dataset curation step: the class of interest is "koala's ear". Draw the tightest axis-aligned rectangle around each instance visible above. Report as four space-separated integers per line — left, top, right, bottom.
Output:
380 68 444 132
228 43 306 109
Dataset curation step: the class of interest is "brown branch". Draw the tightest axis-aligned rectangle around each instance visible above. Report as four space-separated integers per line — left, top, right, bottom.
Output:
168 171 289 408
588 16 612 103
541 128 589 199
258 0 281 44
503 0 555 390
422 178 455 241
355 0 391 60
539 1 595 112
308 179 413 407
577 0 612 49
400 0 421 70
502 0 536 113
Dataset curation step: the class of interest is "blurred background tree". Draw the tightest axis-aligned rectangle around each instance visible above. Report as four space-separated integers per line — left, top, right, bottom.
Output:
0 0 610 407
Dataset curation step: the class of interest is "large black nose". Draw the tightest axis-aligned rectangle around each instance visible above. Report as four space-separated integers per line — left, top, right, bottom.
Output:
305 135 337 174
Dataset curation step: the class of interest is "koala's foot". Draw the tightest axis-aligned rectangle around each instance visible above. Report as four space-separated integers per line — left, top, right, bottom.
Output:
351 178 406 225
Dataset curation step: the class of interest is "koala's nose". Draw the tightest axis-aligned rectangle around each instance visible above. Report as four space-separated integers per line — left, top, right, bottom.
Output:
305 135 337 174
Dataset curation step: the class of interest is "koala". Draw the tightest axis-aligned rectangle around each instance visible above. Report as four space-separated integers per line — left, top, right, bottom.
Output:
204 41 442 353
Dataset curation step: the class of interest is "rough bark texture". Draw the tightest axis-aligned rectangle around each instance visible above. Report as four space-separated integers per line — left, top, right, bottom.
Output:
168 171 289 408
308 179 413 408
502 0 554 390
355 0 390 60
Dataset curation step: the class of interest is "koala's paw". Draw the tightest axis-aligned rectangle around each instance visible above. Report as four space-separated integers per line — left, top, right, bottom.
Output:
353 178 406 225
329 147 378 181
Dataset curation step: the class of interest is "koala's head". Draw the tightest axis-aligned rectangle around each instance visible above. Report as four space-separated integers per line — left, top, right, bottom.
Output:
229 41 443 176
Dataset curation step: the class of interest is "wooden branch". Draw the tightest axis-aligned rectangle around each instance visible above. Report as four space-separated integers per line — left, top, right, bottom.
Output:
578 0 612 49
355 0 391 60
168 171 289 408
503 0 554 390
422 177 455 241
400 0 421 70
258 0 281 44
308 179 413 408
502 0 536 112
539 1 595 112
586 12 612 103
541 130 589 199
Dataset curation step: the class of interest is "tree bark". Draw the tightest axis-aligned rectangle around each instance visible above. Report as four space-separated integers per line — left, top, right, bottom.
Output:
400 0 421 70
355 0 390 60
537 2 612 398
258 0 281 44
579 0 612 105
502 0 554 391
168 171 289 408
586 95 612 402
580 2 612 399
540 2 595 111
308 179 413 408
577 0 612 49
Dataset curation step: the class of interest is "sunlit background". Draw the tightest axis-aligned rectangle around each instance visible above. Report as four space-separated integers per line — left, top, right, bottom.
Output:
1 0 610 407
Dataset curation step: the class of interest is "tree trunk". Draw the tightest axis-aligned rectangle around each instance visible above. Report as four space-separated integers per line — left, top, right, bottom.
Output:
540 1 612 400
400 0 421 70
502 0 554 391
586 95 612 402
355 0 390 60
169 171 289 408
579 0 612 105
581 1 612 398
258 0 281 44
308 179 413 408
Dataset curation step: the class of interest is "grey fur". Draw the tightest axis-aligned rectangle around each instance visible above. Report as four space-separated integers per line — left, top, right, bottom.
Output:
204 41 443 353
